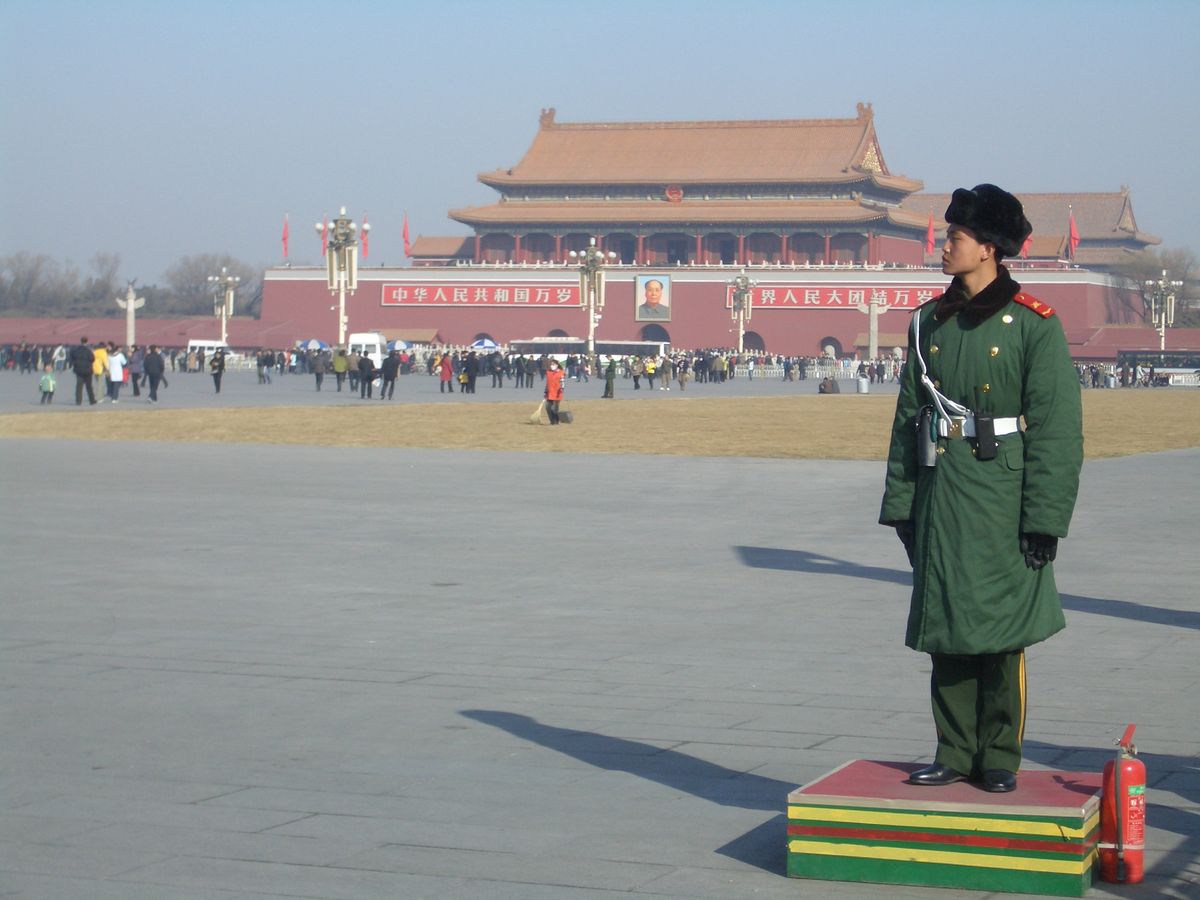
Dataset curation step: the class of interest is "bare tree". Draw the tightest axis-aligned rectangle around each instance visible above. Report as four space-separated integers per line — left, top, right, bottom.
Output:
82 253 122 305
0 252 82 315
163 254 262 317
1107 247 1198 326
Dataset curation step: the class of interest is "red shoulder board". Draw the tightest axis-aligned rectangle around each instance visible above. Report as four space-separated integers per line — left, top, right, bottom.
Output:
1013 293 1055 318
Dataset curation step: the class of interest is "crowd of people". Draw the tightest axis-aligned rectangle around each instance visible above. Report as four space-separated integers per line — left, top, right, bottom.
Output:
3 339 1159 406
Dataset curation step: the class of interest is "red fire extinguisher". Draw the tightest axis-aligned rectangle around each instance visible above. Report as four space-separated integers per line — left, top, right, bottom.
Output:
1099 723 1145 883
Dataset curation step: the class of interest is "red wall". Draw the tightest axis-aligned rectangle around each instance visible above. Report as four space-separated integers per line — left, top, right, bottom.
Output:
257 266 1152 357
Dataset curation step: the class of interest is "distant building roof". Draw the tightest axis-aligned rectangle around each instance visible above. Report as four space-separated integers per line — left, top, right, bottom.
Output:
407 236 471 259
479 104 922 192
449 199 929 230
903 188 1159 245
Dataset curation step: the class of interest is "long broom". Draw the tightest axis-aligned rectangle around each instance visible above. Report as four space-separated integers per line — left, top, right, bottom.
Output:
528 399 546 425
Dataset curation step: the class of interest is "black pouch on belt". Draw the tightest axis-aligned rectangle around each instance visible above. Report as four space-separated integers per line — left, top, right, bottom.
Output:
974 415 998 460
917 406 937 467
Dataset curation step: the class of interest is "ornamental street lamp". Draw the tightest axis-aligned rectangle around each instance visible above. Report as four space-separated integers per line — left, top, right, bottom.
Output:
728 268 756 354
316 207 369 346
1143 269 1182 353
569 238 615 357
207 267 240 345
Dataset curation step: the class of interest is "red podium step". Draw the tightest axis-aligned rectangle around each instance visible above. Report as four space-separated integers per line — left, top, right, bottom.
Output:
787 760 1101 896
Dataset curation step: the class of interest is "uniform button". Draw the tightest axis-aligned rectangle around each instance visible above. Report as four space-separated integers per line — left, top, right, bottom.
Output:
930 345 940 354
1002 314 1014 324
990 347 1000 357
971 448 977 456
936 446 946 456
933 379 941 388
982 383 991 392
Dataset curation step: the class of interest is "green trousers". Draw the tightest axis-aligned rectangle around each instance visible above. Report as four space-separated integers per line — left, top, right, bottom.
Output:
930 651 1026 776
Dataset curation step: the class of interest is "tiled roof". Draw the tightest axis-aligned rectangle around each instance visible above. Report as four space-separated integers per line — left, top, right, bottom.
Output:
1063 325 1200 352
901 189 1159 245
480 105 921 192
449 199 928 230
407 236 471 257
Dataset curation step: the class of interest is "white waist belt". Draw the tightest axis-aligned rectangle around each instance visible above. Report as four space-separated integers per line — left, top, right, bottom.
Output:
936 415 1020 439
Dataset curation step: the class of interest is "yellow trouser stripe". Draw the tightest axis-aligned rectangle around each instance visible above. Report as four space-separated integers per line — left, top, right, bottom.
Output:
788 806 1097 840
1018 650 1027 748
788 839 1095 874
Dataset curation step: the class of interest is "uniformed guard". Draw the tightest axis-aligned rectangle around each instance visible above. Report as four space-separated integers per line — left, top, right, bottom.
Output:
880 184 1083 793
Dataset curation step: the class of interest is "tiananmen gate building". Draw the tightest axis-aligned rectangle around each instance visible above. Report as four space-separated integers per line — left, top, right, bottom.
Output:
7 105 1189 362
254 105 1174 360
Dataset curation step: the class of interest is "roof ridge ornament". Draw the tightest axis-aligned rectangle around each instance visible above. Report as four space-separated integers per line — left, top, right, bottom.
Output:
539 107 557 128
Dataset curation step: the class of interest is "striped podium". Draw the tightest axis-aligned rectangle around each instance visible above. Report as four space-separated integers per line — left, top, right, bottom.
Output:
787 760 1101 896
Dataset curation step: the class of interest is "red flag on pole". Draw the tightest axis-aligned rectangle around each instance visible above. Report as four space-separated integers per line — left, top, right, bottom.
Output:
321 217 328 257
402 213 411 257
1020 232 1032 259
361 214 369 258
924 212 936 256
1068 207 1080 259
282 214 289 258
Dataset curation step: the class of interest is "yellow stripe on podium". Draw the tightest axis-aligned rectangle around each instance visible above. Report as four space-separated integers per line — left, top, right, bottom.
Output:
788 840 1095 875
788 805 1097 840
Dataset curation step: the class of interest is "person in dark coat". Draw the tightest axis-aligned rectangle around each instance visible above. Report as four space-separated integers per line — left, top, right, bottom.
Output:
379 351 400 400
358 353 376 399
880 184 1083 793
69 337 96 405
209 350 225 393
143 345 166 402
311 351 326 391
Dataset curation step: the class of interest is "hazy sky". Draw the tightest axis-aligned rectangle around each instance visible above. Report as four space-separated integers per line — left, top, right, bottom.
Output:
3 0 1197 283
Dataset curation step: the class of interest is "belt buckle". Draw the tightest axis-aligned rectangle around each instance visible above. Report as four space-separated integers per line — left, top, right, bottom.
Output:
947 417 965 439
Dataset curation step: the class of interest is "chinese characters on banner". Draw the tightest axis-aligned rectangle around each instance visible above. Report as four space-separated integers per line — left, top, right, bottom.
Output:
724 285 943 309
382 283 581 307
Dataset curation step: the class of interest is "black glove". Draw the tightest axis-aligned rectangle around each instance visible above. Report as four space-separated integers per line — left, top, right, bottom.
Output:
1020 533 1058 570
894 521 916 566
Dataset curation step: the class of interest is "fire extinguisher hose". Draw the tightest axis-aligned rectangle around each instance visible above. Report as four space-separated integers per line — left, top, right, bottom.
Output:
1114 748 1125 882
1114 723 1136 883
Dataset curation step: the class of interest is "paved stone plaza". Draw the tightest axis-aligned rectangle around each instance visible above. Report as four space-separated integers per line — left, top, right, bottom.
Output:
1 370 1197 898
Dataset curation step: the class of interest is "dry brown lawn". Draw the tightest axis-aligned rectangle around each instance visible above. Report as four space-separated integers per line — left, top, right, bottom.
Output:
0 391 1196 460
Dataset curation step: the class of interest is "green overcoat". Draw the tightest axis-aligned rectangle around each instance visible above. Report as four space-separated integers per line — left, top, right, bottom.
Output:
880 271 1083 655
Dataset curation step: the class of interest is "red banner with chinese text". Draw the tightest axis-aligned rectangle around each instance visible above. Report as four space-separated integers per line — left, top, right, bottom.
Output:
725 284 944 309
382 282 581 307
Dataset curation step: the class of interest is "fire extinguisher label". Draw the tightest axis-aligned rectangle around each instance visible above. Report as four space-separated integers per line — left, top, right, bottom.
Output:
1127 787 1146 846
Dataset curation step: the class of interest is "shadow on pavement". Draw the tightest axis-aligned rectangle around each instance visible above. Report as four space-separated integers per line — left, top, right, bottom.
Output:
461 708 792 873
733 545 1199 630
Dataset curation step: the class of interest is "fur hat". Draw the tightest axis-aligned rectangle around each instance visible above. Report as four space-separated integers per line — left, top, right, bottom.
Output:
944 184 1032 257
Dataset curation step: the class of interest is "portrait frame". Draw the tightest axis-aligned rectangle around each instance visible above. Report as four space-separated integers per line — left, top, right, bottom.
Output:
634 274 671 322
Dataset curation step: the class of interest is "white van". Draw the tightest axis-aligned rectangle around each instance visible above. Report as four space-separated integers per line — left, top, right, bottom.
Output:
185 339 246 369
347 332 386 368
186 339 230 355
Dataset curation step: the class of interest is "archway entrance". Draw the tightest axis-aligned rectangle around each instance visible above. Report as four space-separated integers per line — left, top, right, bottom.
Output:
818 335 843 358
639 324 670 345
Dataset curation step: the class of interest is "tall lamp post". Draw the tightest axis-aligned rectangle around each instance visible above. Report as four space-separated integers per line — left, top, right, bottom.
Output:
316 207 369 347
207 267 240 345
1143 269 1182 354
728 268 756 354
569 238 615 357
